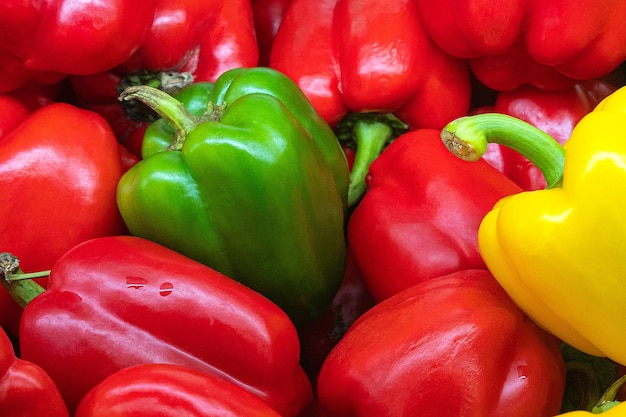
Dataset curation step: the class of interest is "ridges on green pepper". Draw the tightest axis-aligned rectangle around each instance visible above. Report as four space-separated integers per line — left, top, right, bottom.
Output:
116 67 349 324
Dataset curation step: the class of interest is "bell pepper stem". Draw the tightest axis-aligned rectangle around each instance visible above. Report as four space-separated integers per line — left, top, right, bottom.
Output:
0 252 47 308
440 113 566 189
348 120 393 206
119 86 201 151
591 374 626 413
336 113 408 206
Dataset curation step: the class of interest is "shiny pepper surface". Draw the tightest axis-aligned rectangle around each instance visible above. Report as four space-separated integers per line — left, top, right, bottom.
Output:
16 236 312 416
417 0 626 91
0 327 69 417
117 67 349 324
316 270 566 417
75 364 283 417
441 85 626 367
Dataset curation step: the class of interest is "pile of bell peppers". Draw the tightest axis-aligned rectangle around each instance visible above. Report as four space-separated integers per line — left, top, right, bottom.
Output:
1 1 626 416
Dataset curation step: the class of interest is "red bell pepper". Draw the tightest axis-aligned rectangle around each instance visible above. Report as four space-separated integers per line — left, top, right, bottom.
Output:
75 363 283 417
0 1 158 91
69 0 259 158
417 0 626 91
0 103 127 273
6 236 311 416
316 269 567 417
117 0 258 80
270 0 471 205
252 0 293 66
481 80 616 190
0 327 69 417
0 102 128 337
347 129 522 301
270 0 470 128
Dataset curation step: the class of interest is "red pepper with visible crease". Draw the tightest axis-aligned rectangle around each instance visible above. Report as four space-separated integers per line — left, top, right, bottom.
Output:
481 80 615 190
417 0 626 91
316 269 566 417
0 1 158 92
0 327 69 417
75 363 283 417
4 236 311 416
116 0 258 80
270 0 471 205
347 129 522 301
70 0 259 157
252 0 293 66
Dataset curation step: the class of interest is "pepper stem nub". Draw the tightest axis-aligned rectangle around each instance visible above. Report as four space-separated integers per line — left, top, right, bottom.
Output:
0 252 47 308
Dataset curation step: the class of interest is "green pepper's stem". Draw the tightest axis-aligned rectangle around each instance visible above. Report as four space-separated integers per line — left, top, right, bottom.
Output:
119 86 199 151
440 113 566 189
591 374 626 413
336 113 408 206
0 252 46 308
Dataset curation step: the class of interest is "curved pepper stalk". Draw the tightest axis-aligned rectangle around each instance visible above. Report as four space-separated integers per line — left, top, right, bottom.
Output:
441 113 566 188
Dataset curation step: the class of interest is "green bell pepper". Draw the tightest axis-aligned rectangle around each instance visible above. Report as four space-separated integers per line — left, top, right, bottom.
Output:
117 67 349 324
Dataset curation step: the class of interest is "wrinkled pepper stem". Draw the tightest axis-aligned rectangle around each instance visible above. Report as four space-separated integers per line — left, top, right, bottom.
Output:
440 113 566 189
0 252 47 308
118 70 195 123
119 85 225 151
336 113 408 206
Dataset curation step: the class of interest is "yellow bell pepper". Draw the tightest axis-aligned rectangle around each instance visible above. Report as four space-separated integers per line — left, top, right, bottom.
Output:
440 85 626 366
559 404 626 416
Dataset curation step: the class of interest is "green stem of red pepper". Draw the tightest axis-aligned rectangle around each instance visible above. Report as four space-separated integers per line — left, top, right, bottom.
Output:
440 113 566 189
335 113 408 206
119 85 224 151
0 252 47 308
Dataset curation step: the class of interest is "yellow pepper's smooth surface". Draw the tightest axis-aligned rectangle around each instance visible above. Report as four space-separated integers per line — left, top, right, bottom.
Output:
557 403 626 416
478 85 626 365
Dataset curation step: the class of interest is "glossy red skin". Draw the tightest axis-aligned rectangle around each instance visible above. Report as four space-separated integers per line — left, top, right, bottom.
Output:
0 328 69 417
0 1 156 77
417 0 626 91
317 269 567 417
269 0 470 129
0 95 31 336
119 0 258 77
0 103 127 273
19 236 312 416
118 0 224 73
252 0 293 66
485 80 616 190
0 95 30 139
347 129 522 302
70 0 259 156
75 363 282 417
182 0 260 81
